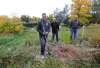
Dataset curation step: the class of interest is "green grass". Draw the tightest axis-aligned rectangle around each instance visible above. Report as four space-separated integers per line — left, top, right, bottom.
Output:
0 26 71 68
1 24 100 68
0 26 71 64
0 26 71 58
47 26 70 44
0 25 100 68
59 26 70 44
0 27 39 58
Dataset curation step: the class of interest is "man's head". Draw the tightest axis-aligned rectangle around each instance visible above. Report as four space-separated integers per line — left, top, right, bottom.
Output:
74 15 78 21
42 13 47 21
53 18 56 22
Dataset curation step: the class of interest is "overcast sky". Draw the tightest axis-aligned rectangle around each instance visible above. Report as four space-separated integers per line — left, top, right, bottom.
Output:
0 0 71 17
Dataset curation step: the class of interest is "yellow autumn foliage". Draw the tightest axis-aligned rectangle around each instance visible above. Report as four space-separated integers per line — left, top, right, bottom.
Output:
0 16 23 33
11 16 20 23
70 0 93 25
0 16 9 24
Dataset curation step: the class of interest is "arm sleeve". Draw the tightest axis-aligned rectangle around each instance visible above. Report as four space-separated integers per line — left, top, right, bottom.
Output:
47 20 51 32
57 23 59 30
78 21 80 28
37 22 42 34
69 21 72 28
51 23 53 27
37 22 40 32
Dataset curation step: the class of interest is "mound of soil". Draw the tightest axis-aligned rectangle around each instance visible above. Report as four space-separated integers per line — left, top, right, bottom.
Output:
51 44 78 62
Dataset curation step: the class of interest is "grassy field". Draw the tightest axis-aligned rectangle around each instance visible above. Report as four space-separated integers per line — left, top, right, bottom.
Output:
0 24 100 68
0 26 70 57
0 26 71 68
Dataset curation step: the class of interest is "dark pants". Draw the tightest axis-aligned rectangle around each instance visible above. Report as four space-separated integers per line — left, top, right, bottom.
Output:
52 32 58 42
70 28 77 40
39 34 47 55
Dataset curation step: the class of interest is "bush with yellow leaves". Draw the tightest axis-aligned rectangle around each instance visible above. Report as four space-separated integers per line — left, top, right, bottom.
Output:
0 16 23 33
86 24 100 47
0 22 23 33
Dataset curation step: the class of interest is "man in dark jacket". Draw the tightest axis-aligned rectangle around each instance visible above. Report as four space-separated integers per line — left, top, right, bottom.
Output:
51 18 59 42
70 18 79 41
37 13 50 59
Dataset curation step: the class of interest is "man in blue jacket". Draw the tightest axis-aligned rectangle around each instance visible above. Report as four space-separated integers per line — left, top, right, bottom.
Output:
37 13 50 59
70 18 79 41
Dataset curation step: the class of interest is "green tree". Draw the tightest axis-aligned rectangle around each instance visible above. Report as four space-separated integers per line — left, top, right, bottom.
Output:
92 0 100 23
32 16 38 23
11 16 20 23
20 15 31 23
48 14 54 23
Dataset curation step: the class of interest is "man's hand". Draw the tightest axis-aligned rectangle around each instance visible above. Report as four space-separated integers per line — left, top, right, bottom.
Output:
43 32 48 35
43 32 46 35
45 32 48 35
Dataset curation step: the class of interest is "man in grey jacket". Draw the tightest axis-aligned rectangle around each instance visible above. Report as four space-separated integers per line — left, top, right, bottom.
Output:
37 13 50 59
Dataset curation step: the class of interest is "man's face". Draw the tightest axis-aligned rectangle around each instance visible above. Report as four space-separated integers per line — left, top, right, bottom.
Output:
42 14 47 20
53 18 56 22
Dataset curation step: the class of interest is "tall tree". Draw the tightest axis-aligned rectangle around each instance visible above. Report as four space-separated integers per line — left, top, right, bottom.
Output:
20 15 31 23
70 0 92 25
92 0 100 23
48 14 54 23
0 16 9 24
53 5 69 25
11 16 20 23
32 16 38 23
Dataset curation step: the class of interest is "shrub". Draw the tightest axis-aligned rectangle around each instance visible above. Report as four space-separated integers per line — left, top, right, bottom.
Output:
86 24 100 47
44 57 63 68
0 22 23 33
88 33 100 47
94 52 100 64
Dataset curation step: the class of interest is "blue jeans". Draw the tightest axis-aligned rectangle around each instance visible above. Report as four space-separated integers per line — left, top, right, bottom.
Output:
70 28 77 40
52 32 58 42
39 34 47 55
